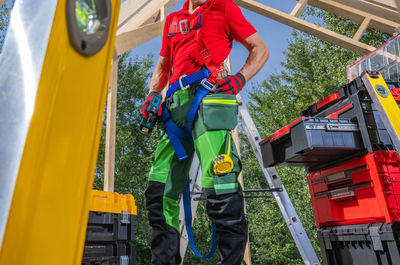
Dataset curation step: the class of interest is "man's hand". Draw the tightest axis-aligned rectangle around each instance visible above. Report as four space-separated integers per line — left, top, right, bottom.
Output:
215 73 246 95
141 92 163 120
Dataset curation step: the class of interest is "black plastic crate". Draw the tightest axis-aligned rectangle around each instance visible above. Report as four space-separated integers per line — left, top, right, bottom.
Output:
82 256 119 265
318 222 400 265
260 117 364 169
301 75 396 154
82 242 135 265
86 211 135 242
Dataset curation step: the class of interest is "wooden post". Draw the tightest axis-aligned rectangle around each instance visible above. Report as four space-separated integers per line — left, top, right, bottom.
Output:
104 52 118 192
227 56 252 265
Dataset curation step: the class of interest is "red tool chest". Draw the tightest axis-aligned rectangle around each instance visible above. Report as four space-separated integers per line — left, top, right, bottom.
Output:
308 151 400 228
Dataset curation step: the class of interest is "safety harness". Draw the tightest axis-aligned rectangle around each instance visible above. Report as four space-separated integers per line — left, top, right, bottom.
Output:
161 1 220 259
162 0 222 162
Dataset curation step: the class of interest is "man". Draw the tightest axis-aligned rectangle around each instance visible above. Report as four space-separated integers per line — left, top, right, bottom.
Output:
141 0 269 263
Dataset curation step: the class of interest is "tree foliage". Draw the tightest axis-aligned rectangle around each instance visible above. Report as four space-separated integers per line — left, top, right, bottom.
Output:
0 1 13 53
94 53 158 264
93 7 390 265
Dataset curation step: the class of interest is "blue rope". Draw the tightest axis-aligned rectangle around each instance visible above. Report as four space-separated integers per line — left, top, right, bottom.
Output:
182 180 217 259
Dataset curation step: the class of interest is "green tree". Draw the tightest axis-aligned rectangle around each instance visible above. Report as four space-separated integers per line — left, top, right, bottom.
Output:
94 53 158 264
0 1 13 52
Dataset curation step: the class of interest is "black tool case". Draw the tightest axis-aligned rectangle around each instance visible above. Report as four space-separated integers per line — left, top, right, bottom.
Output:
260 117 364 169
260 74 397 170
82 242 134 265
85 211 135 242
82 190 137 265
318 222 400 265
301 75 396 153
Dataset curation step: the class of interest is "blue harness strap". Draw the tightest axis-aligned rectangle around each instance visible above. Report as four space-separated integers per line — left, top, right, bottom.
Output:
185 86 210 132
166 68 212 98
183 179 217 259
161 106 193 161
162 68 213 161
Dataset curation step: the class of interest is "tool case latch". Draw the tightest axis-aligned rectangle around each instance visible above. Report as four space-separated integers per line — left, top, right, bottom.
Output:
369 224 384 251
322 229 332 250
121 211 130 224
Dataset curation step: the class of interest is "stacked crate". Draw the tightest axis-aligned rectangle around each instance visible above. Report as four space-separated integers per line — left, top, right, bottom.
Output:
82 190 137 265
260 73 400 264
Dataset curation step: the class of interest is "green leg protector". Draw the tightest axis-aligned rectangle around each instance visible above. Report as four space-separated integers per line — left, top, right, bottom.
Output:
194 130 242 195
148 134 194 231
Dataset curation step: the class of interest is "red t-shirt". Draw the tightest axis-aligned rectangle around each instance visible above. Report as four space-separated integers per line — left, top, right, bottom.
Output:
160 0 256 84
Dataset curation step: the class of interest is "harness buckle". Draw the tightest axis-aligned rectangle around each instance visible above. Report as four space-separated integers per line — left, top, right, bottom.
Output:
200 78 215 91
179 74 190 90
179 20 190 35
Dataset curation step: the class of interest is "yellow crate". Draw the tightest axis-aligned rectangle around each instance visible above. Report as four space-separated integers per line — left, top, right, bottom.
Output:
89 190 137 215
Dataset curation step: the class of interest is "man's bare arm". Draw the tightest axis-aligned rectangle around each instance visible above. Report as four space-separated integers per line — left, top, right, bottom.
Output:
237 32 269 82
149 55 171 94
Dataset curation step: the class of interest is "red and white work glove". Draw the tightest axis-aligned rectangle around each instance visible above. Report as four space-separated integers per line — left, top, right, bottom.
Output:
215 73 246 95
141 92 162 120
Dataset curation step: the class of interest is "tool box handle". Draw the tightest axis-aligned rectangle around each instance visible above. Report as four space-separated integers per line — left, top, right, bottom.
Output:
329 191 356 201
328 182 371 201
328 187 355 200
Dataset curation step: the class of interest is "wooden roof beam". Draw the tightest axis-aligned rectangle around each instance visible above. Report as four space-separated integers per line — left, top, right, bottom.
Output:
117 0 170 35
353 16 371 41
307 0 399 34
116 21 164 55
314 0 400 25
118 0 151 29
142 0 179 25
234 0 376 55
366 0 399 10
115 0 179 54
291 0 308 17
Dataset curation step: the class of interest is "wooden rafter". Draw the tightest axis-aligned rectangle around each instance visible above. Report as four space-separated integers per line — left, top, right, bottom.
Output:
234 0 376 55
117 0 174 35
291 0 308 17
330 0 400 23
307 0 399 34
115 0 179 55
353 16 371 41
118 0 150 29
116 21 164 55
366 0 398 9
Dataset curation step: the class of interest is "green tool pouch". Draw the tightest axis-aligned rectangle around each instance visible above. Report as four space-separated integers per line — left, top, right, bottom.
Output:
201 94 238 131
212 132 243 195
168 89 195 128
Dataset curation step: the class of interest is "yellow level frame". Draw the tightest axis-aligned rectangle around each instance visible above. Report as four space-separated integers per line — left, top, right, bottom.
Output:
0 0 121 264
362 72 400 158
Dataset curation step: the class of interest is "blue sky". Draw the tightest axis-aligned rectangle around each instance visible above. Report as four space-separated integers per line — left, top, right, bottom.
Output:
131 0 299 89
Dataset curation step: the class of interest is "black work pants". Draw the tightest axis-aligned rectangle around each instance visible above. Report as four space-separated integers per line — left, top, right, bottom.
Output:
145 182 248 265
